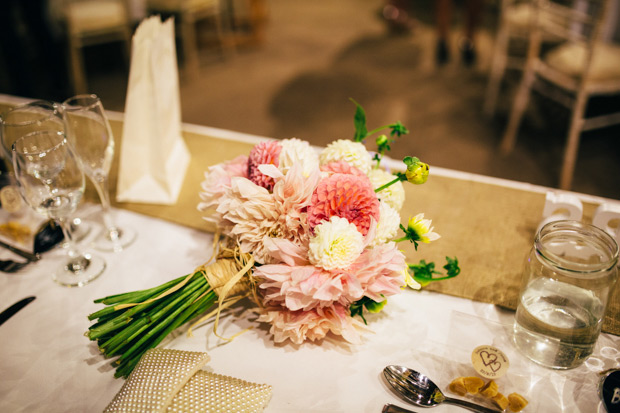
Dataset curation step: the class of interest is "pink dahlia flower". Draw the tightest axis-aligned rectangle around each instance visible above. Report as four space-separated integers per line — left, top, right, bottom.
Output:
349 242 406 302
320 161 366 177
215 163 320 264
198 155 249 227
307 173 379 236
255 263 364 311
257 303 367 344
248 141 282 190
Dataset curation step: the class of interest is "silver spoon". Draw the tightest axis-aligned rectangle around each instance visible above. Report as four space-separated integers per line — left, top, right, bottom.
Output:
383 365 501 413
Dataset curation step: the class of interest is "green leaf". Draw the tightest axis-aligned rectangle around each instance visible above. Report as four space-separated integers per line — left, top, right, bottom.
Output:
408 257 461 287
350 98 368 142
350 296 387 323
365 298 387 313
443 256 461 277
389 121 409 137
403 156 419 166
349 300 367 324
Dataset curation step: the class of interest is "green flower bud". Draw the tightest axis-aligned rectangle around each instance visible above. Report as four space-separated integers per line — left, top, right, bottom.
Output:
376 134 388 147
405 161 429 185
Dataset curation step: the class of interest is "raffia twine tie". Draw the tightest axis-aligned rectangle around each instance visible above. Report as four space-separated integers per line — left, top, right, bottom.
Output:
186 241 255 340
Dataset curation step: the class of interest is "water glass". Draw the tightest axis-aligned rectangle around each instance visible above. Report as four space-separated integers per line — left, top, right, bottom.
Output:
513 220 619 369
0 100 91 242
62 94 136 252
12 130 105 287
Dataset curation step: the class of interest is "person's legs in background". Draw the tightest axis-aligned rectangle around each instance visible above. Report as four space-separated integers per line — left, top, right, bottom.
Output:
462 0 482 66
435 0 452 65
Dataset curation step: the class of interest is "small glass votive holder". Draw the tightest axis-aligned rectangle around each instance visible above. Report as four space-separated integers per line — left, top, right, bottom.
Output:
513 220 619 369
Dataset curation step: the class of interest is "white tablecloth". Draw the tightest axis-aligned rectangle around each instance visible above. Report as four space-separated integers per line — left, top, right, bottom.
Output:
1 202 618 412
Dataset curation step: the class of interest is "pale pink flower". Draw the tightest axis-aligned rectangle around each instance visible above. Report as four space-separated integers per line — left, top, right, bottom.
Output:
349 242 406 302
198 155 248 227
320 161 366 177
248 141 282 190
216 163 320 264
319 139 372 174
307 173 380 236
257 303 367 344
254 230 402 311
255 263 364 311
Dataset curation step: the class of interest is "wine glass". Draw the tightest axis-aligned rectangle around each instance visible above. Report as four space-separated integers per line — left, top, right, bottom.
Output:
61 94 136 252
12 130 105 287
0 100 91 242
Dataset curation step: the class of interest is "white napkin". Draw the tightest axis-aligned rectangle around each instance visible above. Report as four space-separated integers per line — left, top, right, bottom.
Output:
116 16 190 205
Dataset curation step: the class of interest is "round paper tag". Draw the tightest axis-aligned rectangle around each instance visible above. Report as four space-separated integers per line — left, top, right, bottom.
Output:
471 345 510 379
0 185 22 213
599 369 620 413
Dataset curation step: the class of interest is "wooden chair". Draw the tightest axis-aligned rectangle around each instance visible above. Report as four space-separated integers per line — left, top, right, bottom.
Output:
147 0 235 79
499 0 620 190
484 0 566 116
65 0 133 94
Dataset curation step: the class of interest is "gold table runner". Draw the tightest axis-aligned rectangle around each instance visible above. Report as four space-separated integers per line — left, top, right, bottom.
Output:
0 101 616 336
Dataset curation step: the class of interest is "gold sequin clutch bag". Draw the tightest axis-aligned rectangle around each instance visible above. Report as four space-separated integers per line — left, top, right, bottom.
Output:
105 349 272 413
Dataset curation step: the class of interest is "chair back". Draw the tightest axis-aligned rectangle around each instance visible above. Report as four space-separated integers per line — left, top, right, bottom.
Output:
529 0 620 91
65 0 131 37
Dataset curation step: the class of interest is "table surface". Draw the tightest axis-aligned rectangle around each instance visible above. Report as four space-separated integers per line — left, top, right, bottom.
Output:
1 95 619 412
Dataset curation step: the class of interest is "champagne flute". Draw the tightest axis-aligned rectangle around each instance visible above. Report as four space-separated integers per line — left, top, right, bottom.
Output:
0 100 91 242
61 94 136 252
12 130 105 287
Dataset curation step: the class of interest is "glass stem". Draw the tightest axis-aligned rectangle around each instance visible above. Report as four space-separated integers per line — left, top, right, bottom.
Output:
58 217 81 258
92 176 120 241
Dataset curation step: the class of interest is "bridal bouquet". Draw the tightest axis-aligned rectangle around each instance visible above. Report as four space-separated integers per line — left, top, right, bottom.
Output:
87 100 459 377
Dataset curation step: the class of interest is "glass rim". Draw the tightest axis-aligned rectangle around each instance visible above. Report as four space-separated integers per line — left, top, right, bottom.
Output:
0 100 60 127
61 94 101 112
535 219 619 274
13 130 67 156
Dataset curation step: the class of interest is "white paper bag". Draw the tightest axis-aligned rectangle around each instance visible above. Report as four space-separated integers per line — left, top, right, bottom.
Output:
116 16 190 205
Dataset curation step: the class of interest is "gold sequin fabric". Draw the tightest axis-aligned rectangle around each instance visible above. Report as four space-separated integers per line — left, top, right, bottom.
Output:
105 349 210 413
168 371 272 413
104 348 272 413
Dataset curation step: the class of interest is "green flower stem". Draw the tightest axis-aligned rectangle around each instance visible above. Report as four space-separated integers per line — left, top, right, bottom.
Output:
88 274 204 340
88 269 227 378
94 274 187 306
374 176 404 193
88 276 185 321
113 291 217 378
106 277 205 350
366 125 391 137
392 236 409 243
117 287 205 364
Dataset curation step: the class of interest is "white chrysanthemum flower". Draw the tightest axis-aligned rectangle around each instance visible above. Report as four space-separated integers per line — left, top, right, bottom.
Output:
279 138 319 177
308 216 364 270
368 168 405 211
372 201 401 246
407 213 440 244
319 139 372 174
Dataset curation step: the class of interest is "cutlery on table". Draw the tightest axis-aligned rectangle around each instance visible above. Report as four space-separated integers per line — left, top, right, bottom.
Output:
0 239 39 262
0 220 64 273
383 365 501 413
0 296 35 326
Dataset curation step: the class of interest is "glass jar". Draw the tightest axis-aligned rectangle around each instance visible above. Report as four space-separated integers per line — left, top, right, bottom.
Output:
513 220 619 369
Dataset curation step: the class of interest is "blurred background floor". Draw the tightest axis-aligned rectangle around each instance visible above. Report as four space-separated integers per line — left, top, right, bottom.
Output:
2 0 619 200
